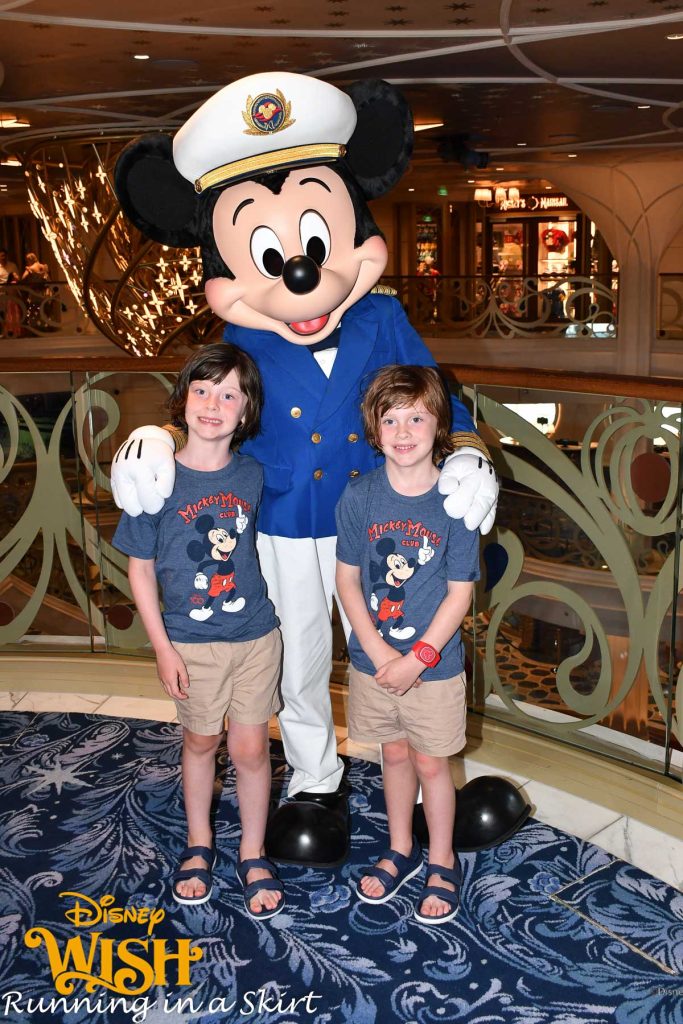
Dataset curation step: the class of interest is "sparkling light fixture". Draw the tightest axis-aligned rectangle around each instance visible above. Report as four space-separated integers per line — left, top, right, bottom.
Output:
20 136 221 356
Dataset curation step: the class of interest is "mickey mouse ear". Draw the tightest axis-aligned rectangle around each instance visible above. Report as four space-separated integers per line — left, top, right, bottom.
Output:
344 80 413 199
115 133 204 248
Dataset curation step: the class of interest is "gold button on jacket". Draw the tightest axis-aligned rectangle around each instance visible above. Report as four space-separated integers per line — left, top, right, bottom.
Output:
313 469 323 480
290 407 302 418
311 432 322 444
347 432 359 442
349 469 360 478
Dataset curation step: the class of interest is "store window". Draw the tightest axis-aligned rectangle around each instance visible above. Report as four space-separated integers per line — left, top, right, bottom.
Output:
416 209 440 273
492 222 524 275
538 220 576 278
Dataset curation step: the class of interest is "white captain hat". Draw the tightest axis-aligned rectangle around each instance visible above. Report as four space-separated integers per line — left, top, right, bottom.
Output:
173 71 357 194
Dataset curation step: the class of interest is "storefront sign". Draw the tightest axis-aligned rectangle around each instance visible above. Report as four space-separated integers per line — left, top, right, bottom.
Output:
497 194 570 212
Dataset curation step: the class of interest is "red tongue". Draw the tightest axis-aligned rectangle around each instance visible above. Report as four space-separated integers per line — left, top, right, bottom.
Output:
288 314 329 336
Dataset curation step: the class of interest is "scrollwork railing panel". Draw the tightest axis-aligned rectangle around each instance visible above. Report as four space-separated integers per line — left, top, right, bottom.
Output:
382 274 617 339
473 387 681 759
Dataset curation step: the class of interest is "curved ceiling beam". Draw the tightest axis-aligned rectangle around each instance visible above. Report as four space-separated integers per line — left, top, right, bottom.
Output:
317 11 683 78
0 10 502 38
499 1 681 113
488 133 679 155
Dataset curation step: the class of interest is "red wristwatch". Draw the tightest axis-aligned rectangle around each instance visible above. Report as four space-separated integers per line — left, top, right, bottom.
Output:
412 641 441 667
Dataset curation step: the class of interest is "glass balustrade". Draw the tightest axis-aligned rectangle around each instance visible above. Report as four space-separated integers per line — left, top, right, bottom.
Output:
0 363 680 781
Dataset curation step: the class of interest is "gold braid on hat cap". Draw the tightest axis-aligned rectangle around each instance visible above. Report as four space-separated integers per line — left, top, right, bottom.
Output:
195 144 346 193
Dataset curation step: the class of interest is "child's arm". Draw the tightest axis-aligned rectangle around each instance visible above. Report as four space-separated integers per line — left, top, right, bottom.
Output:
336 561 401 672
375 579 474 695
128 556 190 700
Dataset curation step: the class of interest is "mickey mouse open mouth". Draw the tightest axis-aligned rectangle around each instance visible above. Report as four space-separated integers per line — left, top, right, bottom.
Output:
288 313 330 336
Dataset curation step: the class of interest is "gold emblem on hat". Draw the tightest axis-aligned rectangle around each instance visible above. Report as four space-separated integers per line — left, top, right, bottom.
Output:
242 90 295 136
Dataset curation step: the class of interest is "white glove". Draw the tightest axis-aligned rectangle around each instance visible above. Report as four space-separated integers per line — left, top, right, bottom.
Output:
439 446 498 535
370 592 379 612
235 504 248 534
194 573 209 590
111 426 176 517
417 536 434 565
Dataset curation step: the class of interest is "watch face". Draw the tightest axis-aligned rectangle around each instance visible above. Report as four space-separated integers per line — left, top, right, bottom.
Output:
418 645 436 664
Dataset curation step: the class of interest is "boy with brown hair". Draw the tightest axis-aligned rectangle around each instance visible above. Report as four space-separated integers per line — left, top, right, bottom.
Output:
335 364 479 925
114 343 285 919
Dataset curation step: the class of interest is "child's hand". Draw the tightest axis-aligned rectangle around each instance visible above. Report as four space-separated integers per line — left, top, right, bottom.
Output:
375 652 422 696
156 647 190 700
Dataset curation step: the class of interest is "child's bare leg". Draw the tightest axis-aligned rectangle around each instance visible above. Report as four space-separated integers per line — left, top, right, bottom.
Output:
412 750 456 917
360 738 419 898
178 727 223 900
228 721 281 915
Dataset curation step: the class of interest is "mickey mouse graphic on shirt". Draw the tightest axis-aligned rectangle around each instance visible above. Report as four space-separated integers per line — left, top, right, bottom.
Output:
187 508 248 621
369 535 434 640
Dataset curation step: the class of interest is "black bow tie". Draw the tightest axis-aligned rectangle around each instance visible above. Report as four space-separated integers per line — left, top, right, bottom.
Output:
307 327 341 354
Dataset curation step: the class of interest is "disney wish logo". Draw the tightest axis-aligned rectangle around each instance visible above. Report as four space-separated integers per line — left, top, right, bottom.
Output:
2 891 321 1022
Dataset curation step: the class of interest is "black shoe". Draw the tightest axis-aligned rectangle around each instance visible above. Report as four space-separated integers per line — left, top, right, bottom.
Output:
266 785 350 868
412 775 531 852
293 780 350 810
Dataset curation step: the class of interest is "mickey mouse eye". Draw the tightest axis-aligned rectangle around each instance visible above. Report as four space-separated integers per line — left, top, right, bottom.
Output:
250 226 285 279
300 210 330 266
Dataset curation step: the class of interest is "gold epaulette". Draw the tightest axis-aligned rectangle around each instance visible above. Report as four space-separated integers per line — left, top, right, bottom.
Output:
163 423 188 452
370 284 398 297
450 431 491 461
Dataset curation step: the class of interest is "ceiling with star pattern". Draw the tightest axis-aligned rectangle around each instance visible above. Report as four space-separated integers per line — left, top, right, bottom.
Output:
0 0 682 202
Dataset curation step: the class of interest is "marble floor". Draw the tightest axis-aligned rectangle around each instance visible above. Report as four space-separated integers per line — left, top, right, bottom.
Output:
1 685 681 892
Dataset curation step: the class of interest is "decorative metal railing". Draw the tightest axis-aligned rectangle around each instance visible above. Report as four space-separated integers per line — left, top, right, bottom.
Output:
0 281 91 339
381 274 618 338
0 359 680 779
1 273 620 345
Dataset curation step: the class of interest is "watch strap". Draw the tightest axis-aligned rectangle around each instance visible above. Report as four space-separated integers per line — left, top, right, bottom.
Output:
412 641 441 667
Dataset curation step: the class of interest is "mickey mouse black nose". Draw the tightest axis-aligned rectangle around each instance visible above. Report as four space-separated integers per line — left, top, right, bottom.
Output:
282 254 321 295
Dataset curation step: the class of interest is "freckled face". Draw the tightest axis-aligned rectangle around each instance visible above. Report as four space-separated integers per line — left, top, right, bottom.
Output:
204 165 387 345
183 369 247 446
379 404 438 473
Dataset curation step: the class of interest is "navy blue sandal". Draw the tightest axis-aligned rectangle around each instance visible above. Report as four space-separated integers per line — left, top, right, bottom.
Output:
236 856 285 920
172 845 216 906
356 837 423 905
413 858 462 925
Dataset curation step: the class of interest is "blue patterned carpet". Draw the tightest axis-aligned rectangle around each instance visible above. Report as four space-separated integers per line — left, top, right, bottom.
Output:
0 711 681 1024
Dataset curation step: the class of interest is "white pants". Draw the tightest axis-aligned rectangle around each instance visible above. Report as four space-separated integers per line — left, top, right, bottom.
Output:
257 533 347 796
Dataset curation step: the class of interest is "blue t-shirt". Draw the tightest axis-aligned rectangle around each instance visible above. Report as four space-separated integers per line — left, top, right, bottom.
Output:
335 466 480 681
113 453 278 644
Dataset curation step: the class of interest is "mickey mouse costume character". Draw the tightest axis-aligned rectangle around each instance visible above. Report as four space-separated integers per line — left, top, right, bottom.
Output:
112 72 504 866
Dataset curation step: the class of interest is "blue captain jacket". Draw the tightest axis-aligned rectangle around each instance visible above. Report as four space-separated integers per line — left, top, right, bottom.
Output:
226 292 475 539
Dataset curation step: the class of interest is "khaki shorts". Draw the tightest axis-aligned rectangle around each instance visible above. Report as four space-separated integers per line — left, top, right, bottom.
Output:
347 665 467 758
171 628 283 735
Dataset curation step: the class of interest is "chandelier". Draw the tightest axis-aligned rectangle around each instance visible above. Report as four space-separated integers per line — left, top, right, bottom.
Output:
474 185 521 208
21 136 222 357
